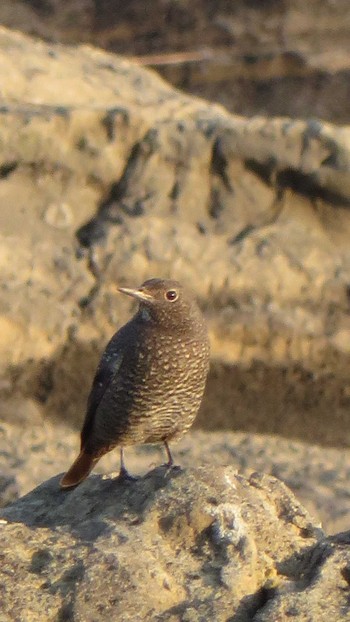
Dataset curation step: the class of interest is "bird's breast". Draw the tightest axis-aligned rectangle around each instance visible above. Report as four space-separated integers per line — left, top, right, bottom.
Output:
89 322 209 448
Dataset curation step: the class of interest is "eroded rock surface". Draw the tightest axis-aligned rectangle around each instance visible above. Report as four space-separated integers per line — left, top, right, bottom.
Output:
255 531 350 622
1 27 350 444
1 465 335 622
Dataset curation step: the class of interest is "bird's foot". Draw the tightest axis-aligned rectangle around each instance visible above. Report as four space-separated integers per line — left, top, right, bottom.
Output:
163 461 181 473
117 466 138 482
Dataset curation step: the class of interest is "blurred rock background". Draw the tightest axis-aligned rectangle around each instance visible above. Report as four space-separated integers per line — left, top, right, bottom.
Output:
1 0 350 122
0 1 350 536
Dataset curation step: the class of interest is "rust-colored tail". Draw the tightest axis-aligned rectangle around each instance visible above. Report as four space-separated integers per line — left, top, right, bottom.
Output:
60 450 100 489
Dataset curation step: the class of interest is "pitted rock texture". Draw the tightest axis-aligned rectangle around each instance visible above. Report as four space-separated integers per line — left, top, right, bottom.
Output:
255 531 350 622
0 466 332 622
1 26 350 443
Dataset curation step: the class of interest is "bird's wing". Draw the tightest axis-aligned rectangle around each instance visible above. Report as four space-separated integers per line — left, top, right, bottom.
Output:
80 327 128 448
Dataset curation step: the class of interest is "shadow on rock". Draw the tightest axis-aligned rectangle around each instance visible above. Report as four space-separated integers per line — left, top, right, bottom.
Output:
6 337 103 429
0 465 183 540
199 356 350 447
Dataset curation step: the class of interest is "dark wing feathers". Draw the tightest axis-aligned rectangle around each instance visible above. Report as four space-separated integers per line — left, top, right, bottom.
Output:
80 328 127 448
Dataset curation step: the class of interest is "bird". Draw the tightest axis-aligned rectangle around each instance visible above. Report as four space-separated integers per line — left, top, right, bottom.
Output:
60 277 210 488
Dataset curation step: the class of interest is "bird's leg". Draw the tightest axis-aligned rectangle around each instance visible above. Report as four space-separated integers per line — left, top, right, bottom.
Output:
163 441 181 473
118 447 137 481
164 441 174 468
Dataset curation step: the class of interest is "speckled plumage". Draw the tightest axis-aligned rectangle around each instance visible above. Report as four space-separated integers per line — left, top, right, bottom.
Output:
60 278 210 488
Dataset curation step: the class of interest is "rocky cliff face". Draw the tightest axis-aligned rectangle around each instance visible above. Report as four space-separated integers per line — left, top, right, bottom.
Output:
1 26 350 446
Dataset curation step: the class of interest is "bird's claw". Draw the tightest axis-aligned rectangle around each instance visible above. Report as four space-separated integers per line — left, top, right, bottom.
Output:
117 467 138 482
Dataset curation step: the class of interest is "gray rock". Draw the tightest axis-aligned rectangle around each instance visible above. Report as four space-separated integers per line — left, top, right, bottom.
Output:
255 531 350 622
0 466 329 622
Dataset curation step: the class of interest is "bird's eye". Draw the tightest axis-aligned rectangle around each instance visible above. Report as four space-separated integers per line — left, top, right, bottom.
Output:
165 289 178 302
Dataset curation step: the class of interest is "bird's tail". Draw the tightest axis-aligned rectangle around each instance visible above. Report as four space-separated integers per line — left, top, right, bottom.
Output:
60 450 100 489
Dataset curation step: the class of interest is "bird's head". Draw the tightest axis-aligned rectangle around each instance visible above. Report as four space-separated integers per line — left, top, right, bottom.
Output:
118 278 204 330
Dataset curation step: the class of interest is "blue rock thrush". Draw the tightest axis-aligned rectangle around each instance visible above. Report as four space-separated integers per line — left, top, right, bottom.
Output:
60 278 210 488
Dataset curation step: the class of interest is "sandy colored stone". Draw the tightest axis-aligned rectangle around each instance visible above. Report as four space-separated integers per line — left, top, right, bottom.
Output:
0 466 325 621
1 1 350 123
1 26 350 444
255 532 350 622
0 19 347 621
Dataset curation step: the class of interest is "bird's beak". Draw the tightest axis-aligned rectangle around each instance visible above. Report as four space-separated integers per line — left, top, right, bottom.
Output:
117 287 153 303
